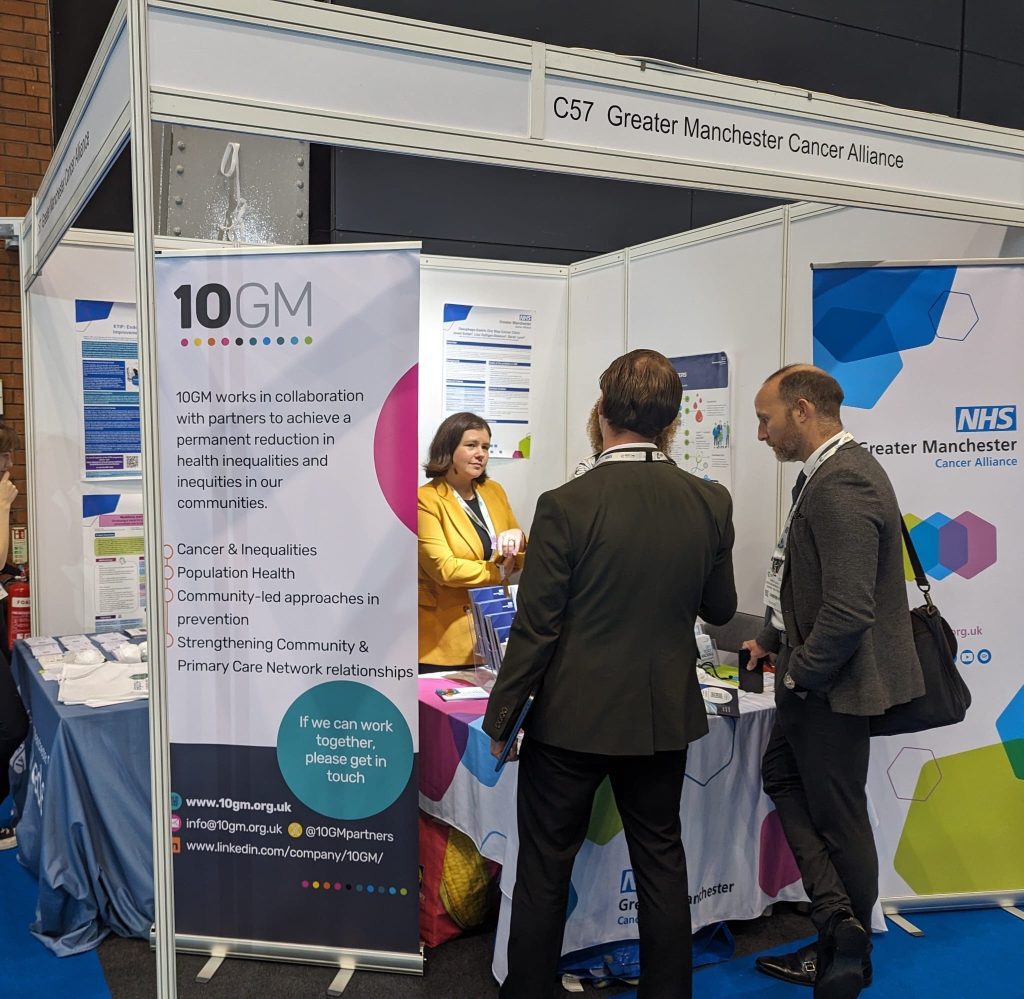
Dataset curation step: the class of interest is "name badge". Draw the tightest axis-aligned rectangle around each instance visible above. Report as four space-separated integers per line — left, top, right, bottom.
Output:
763 546 785 613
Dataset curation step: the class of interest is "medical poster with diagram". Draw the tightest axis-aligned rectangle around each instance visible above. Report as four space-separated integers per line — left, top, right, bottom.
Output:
76 299 142 479
155 245 420 962
442 303 533 458
82 493 145 632
812 263 1024 906
668 351 733 491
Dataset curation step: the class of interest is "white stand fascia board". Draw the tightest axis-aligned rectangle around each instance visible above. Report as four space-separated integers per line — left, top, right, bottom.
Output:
146 0 1024 226
28 1 130 281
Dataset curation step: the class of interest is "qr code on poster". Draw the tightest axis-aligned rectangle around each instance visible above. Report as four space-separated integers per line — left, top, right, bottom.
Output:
125 455 141 470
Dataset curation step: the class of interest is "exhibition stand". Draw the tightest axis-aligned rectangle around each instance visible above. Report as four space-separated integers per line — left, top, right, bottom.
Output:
11 0 1024 994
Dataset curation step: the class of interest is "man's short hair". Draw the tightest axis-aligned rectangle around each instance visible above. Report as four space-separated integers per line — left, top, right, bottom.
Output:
600 349 682 438
768 365 844 422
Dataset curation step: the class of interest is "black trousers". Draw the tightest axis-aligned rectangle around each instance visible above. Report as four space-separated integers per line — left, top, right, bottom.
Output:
762 683 876 935
501 738 691 999
0 649 29 805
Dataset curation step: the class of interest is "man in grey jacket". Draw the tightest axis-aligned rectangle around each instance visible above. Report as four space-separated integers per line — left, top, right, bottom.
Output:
744 365 923 999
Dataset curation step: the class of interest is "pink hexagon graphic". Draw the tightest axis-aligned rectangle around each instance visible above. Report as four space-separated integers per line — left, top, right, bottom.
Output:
907 510 997 581
936 517 969 575
758 809 801 896
952 511 997 579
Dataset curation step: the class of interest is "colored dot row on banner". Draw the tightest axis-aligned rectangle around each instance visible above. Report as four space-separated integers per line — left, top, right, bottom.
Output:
301 880 409 895
180 336 315 347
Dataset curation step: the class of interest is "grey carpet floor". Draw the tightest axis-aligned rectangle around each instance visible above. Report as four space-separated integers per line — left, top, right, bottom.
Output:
97 904 814 998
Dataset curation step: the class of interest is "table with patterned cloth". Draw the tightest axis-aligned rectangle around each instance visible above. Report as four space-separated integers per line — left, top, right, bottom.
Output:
417 676 806 980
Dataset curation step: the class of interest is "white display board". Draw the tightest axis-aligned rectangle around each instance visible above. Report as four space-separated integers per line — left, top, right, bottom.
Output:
623 212 787 614
26 235 143 636
419 257 568 532
564 253 626 478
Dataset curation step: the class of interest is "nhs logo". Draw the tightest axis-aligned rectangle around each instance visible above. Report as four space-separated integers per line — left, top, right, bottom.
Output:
620 869 636 893
955 406 1017 432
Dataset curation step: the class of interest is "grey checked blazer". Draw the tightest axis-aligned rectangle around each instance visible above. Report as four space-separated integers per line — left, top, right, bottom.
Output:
756 441 925 716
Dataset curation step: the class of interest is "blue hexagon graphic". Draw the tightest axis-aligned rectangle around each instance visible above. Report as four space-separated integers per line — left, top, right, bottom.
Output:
931 291 979 341
909 514 955 580
815 334 903 409
685 717 736 787
812 265 957 409
995 684 1024 781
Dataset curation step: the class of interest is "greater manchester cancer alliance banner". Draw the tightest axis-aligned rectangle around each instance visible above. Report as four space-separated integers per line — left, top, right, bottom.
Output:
155 246 420 958
812 263 1024 903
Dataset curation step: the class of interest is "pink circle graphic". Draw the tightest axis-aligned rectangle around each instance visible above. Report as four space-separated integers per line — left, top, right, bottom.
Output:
373 365 418 535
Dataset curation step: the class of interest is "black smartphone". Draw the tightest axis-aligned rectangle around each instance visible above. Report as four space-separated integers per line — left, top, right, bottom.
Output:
737 647 764 693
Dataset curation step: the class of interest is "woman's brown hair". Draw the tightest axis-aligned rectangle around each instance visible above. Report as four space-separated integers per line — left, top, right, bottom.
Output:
424 412 492 481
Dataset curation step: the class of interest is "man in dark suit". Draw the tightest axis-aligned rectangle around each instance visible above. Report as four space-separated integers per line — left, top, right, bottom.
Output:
744 365 924 999
483 348 737 999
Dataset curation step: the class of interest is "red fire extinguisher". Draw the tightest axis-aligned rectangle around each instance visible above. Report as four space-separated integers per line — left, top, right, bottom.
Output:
7 575 30 650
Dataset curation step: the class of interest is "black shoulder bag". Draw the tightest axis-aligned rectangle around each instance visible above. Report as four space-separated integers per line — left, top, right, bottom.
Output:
869 520 971 737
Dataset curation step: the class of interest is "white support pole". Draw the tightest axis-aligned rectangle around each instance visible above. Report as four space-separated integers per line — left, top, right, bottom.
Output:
126 1 177 997
13 217 41 630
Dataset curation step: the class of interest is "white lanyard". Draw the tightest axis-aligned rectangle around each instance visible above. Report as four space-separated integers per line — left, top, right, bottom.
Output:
455 488 498 552
764 431 853 615
594 447 672 467
777 432 854 551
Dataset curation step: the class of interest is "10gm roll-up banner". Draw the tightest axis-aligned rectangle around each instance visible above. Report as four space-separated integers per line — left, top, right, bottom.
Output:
155 246 421 963
812 263 1024 904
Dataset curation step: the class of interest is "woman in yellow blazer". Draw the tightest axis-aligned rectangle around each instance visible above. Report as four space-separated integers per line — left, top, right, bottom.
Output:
418 412 525 669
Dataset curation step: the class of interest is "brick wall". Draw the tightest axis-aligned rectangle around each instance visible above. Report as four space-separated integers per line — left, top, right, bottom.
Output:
0 0 51 554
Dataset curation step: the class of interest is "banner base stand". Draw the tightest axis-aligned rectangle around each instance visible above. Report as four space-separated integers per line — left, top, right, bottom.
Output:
886 913 924 937
327 965 355 996
195 955 224 983
149 930 424 976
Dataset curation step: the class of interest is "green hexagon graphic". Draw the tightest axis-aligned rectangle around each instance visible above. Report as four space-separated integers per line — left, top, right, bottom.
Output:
894 743 1024 894
585 777 623 845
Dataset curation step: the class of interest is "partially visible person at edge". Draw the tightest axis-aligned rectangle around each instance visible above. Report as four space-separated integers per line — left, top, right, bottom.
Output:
743 365 924 999
484 349 737 999
417 412 526 671
573 401 678 477
0 423 27 852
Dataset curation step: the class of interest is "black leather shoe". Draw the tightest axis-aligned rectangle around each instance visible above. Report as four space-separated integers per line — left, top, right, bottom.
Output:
814 912 869 999
756 943 818 986
756 944 873 989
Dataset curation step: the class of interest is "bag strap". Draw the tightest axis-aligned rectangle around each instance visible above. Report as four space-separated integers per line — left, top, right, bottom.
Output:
901 518 936 612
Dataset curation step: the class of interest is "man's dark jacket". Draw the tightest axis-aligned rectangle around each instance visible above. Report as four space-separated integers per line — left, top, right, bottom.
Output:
483 454 737 756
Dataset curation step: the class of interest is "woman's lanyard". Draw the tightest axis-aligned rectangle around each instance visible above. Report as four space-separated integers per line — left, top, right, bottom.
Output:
764 431 854 613
594 447 673 467
455 488 499 555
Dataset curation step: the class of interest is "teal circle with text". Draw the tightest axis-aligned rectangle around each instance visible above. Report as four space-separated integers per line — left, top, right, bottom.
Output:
277 681 413 820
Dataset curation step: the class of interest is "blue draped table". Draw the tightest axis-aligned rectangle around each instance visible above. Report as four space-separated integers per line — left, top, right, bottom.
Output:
9 641 153 955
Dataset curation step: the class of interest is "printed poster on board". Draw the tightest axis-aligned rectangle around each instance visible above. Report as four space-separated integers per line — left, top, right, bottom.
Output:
76 300 141 480
668 351 732 492
442 303 533 458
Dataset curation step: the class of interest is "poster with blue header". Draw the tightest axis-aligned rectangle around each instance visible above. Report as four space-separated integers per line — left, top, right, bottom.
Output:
76 299 141 479
667 351 732 490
